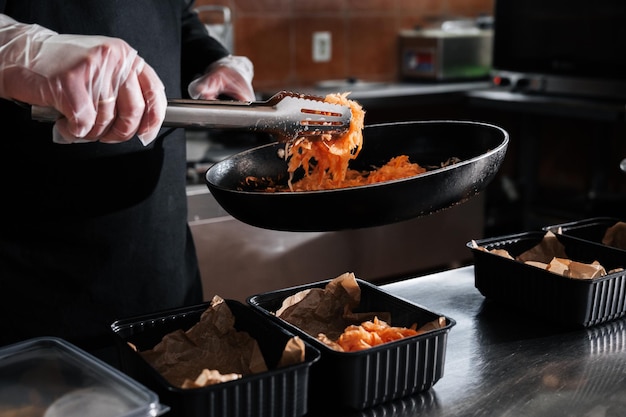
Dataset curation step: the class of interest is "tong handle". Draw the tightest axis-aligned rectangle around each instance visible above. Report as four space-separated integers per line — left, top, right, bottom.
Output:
159 98 292 131
30 91 351 142
31 98 271 129
30 105 67 123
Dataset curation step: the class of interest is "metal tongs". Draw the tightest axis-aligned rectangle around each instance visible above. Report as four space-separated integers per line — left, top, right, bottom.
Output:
31 91 352 143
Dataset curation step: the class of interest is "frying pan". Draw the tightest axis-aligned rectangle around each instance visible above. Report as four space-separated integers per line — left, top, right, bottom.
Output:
205 120 509 232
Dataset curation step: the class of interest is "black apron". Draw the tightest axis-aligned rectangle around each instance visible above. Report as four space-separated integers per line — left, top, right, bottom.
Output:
0 0 229 350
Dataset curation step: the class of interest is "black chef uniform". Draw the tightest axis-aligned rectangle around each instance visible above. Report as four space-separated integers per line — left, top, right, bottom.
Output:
0 0 227 352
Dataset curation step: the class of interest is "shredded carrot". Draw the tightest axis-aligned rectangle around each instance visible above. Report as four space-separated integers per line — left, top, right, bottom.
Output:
334 317 419 352
284 92 364 190
283 93 426 191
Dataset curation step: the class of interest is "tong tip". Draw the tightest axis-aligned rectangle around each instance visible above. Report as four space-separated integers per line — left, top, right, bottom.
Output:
266 90 353 143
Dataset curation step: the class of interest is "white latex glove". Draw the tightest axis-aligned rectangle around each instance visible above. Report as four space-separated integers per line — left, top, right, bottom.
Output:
188 55 255 102
0 14 166 145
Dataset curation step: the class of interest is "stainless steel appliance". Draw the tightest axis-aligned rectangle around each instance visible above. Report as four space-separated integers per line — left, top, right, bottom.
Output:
398 22 493 81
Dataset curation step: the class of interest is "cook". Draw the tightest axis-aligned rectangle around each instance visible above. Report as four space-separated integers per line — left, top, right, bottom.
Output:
0 1 255 353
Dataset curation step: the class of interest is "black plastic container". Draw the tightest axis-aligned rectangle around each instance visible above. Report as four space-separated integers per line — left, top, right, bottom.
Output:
543 217 625 254
111 300 320 417
247 279 456 411
468 231 626 327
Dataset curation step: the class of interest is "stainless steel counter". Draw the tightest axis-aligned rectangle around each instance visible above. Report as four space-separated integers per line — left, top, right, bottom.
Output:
311 266 626 416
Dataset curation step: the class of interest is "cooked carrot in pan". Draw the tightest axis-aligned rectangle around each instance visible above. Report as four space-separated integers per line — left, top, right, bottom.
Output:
283 93 426 191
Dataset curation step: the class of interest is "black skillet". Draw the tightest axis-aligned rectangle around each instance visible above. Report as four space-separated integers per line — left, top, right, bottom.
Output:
205 120 509 231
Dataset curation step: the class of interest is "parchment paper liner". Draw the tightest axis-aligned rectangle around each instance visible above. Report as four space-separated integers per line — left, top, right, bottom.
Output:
274 272 445 350
136 296 305 388
472 231 624 279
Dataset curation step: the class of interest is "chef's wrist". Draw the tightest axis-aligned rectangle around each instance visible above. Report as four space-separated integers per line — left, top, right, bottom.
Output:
207 55 254 85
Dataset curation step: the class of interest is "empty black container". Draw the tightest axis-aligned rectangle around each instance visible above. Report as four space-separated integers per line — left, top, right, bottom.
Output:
468 231 626 327
543 217 625 254
111 299 320 417
247 279 455 411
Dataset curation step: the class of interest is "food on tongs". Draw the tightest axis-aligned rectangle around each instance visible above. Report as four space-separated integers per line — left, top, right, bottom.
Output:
274 272 445 352
284 93 430 191
252 92 458 191
282 93 365 190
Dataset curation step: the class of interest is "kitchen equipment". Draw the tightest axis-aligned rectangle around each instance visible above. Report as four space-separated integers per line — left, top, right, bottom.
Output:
204 120 509 231
0 337 166 417
31 91 352 143
399 22 493 80
469 231 626 327
111 299 320 417
247 278 456 410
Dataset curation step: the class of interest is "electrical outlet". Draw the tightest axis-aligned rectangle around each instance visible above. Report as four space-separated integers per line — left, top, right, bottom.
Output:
312 31 331 62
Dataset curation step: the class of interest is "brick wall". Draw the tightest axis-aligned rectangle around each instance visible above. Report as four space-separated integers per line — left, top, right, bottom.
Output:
194 0 494 89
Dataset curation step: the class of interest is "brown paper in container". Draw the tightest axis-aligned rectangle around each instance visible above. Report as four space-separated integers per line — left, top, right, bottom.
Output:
139 295 305 388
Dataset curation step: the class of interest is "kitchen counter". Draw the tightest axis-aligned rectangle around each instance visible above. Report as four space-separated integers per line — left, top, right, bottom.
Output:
467 89 626 122
310 266 626 416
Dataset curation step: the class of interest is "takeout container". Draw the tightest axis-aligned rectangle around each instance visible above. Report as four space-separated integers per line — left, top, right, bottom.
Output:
543 217 626 254
111 299 320 417
247 279 456 410
468 231 626 327
0 337 165 417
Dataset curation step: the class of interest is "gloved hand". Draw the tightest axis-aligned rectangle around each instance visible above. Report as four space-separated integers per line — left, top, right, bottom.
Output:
0 14 166 145
188 55 255 102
